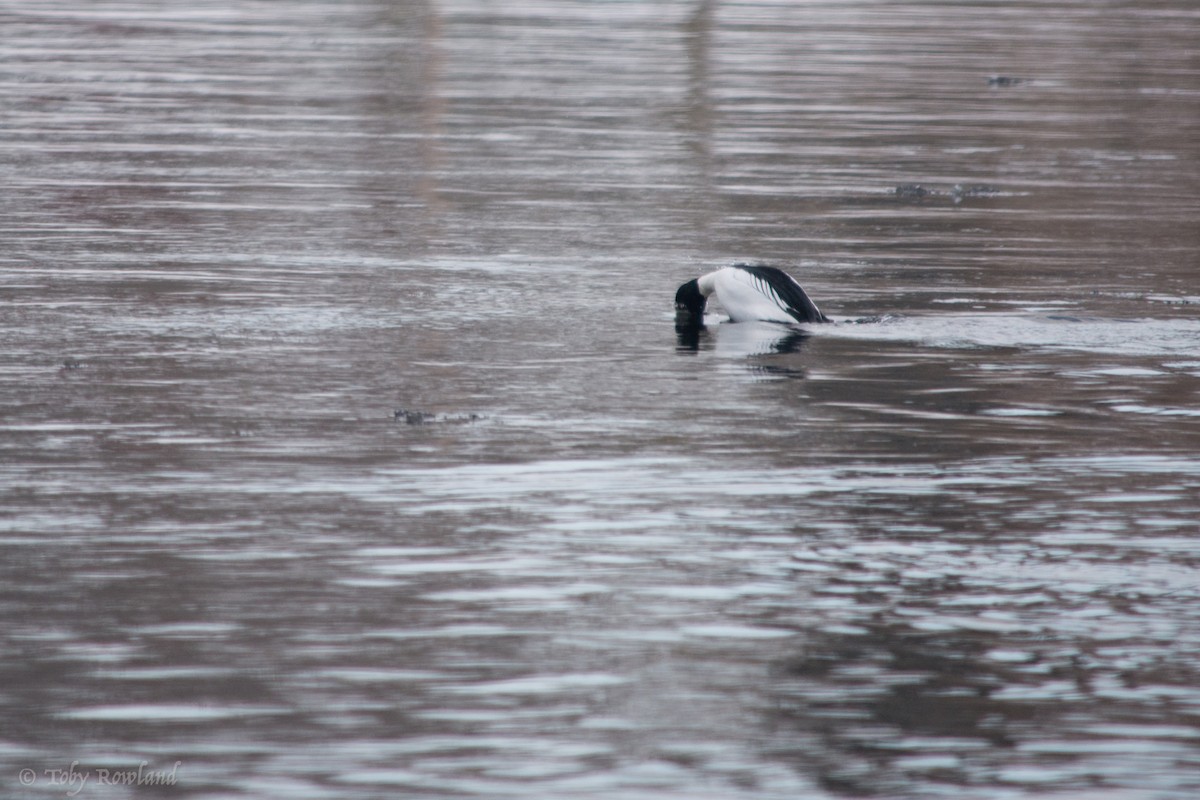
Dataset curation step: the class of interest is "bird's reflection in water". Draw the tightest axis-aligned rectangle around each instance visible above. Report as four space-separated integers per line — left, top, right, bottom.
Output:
676 318 811 377
674 319 708 352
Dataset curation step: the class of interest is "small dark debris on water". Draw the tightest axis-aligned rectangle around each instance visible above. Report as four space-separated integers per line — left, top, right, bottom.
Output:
894 183 932 199
393 408 484 426
395 408 429 425
951 183 1001 201
893 184 1002 204
987 75 1026 87
59 357 84 373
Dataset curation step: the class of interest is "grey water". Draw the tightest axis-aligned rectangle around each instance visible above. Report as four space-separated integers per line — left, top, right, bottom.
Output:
2 1 1199 798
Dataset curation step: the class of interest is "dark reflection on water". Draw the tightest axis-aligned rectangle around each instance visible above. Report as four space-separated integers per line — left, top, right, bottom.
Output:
3 0 1200 798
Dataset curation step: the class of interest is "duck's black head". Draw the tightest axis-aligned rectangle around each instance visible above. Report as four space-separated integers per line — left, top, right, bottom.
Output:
674 278 706 324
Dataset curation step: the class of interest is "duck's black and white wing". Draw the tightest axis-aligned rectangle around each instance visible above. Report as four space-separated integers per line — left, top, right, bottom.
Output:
710 265 829 324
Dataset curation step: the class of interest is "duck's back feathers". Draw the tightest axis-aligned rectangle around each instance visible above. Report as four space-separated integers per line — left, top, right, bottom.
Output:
702 264 828 324
735 264 828 324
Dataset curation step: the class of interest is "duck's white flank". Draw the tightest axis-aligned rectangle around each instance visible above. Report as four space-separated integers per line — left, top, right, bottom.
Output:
697 267 821 324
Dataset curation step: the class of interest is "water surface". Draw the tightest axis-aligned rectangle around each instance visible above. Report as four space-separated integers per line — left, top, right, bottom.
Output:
3 1 1199 798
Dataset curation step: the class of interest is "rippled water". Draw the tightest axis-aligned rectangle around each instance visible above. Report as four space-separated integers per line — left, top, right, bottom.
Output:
3 1 1199 798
